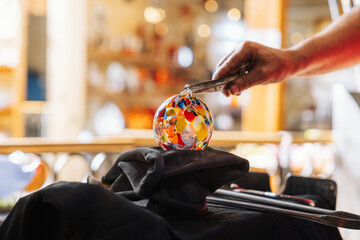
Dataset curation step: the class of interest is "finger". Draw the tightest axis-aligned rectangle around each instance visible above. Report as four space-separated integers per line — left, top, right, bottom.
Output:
212 54 237 80
216 49 235 68
229 84 240 95
222 89 231 97
213 44 252 80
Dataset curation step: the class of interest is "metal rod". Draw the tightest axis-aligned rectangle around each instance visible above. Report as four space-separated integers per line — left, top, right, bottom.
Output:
207 196 360 229
185 63 249 93
214 189 360 221
229 183 315 207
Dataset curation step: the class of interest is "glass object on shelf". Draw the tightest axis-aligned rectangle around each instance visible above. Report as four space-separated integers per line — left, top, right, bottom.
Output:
93 102 125 136
125 67 140 93
153 88 213 150
23 154 50 192
215 113 234 130
232 143 279 175
106 62 126 92
0 151 42 198
53 153 90 182
289 144 314 177
154 68 169 86
25 113 43 137
128 108 154 129
88 62 104 87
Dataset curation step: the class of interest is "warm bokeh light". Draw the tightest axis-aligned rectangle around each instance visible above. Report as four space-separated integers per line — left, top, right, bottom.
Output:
154 68 170 85
144 7 166 24
197 24 211 38
304 128 321 140
205 0 218 13
290 32 304 45
155 22 169 35
157 8 166 22
227 8 241 22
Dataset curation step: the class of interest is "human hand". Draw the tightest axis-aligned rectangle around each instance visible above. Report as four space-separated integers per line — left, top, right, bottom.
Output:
212 41 296 96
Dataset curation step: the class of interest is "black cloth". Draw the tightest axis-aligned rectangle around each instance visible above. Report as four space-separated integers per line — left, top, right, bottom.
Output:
101 147 249 215
0 182 176 240
0 182 342 240
0 148 342 240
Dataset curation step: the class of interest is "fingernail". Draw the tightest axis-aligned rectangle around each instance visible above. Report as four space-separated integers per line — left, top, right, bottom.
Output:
231 85 239 95
212 72 218 80
222 90 230 97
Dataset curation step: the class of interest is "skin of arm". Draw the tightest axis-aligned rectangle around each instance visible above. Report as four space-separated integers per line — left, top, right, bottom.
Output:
212 6 360 96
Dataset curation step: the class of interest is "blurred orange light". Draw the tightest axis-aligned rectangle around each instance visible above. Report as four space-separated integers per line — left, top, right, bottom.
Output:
155 68 170 85
205 0 218 13
155 22 168 35
24 160 50 191
128 108 154 129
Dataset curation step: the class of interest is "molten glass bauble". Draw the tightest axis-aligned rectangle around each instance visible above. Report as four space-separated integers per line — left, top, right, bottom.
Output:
153 88 213 150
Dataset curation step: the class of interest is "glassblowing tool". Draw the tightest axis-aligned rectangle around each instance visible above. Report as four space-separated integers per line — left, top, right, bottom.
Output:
185 63 249 93
229 183 315 207
207 189 360 229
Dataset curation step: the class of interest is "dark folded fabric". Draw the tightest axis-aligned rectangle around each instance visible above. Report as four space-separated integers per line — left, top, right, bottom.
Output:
0 182 176 240
0 182 342 240
0 148 342 240
101 147 249 215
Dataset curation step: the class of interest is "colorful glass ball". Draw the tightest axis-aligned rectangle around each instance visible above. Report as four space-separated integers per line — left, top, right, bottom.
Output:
153 89 213 150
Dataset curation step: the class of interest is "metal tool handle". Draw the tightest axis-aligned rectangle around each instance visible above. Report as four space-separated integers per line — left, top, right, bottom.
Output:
186 63 249 93
215 189 333 215
214 189 360 221
207 196 360 229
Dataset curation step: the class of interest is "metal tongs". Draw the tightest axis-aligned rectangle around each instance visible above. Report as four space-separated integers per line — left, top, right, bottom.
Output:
185 63 249 93
206 189 360 229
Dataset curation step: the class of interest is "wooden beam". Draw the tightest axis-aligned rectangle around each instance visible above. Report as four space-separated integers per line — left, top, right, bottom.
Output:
242 0 287 132
46 0 87 138
0 129 333 154
12 0 28 137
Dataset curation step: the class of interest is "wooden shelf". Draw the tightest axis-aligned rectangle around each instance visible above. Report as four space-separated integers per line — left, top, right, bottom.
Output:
87 85 185 105
119 129 333 148
22 101 45 114
0 107 11 115
0 129 333 154
0 137 134 154
87 48 208 77
0 66 14 73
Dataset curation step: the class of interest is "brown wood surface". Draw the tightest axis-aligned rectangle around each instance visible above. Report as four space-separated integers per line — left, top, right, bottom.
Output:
0 129 332 154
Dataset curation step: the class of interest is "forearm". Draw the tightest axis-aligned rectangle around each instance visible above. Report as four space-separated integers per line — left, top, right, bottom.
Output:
288 6 360 78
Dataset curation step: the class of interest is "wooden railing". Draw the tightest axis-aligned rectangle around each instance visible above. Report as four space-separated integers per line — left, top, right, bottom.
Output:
0 129 332 154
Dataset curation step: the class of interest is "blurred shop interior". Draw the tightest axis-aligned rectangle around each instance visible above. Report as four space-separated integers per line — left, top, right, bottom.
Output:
1 0 360 237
